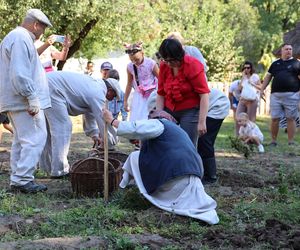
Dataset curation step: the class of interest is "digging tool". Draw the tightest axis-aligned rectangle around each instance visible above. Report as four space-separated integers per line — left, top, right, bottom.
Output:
103 101 109 201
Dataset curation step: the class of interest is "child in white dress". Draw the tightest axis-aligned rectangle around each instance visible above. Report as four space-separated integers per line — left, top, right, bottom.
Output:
124 42 159 121
237 112 264 153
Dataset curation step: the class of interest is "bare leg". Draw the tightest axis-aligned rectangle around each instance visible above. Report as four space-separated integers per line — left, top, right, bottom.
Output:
247 100 258 122
271 118 279 143
233 109 239 136
286 118 296 143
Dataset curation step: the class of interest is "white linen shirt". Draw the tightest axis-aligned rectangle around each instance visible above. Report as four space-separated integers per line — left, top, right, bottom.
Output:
208 88 230 119
117 119 164 140
0 26 50 112
47 71 116 140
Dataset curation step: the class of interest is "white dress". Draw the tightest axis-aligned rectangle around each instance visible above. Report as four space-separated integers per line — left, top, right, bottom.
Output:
117 119 220 225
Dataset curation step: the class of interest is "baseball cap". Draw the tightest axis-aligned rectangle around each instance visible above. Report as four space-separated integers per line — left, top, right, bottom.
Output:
26 9 52 27
101 62 113 70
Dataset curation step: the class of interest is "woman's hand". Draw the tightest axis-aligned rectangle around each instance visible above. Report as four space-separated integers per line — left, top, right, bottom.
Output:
198 120 207 137
46 35 56 45
124 101 130 112
63 35 72 48
102 108 114 124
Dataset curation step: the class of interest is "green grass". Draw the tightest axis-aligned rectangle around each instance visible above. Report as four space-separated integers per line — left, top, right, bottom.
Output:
216 116 300 154
0 115 300 249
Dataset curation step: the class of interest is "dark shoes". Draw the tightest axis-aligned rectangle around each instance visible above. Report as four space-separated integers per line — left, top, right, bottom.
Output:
202 178 217 185
50 173 70 179
11 181 47 194
269 142 277 147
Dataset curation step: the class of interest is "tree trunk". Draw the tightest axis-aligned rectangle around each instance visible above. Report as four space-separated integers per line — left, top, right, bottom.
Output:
57 18 98 70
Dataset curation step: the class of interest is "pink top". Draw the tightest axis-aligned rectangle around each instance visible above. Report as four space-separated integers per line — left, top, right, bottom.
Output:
127 57 157 91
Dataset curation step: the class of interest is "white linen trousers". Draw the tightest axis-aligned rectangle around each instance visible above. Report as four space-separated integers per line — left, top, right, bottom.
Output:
8 110 47 186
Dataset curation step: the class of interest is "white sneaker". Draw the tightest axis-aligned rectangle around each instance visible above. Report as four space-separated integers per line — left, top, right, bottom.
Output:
258 144 264 153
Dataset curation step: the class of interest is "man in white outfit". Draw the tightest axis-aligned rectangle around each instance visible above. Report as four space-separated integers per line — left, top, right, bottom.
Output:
0 9 52 193
40 71 121 178
102 92 219 225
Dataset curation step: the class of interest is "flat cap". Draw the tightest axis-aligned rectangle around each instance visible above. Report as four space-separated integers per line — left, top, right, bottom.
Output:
26 9 52 27
106 78 122 101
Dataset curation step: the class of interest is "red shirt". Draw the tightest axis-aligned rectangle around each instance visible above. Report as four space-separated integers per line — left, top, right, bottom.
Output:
157 55 209 111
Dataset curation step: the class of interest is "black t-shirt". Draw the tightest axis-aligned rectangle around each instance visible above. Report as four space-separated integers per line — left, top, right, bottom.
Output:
268 58 300 93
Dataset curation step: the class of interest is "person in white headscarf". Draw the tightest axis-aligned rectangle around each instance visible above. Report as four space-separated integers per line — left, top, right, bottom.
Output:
39 71 121 178
102 91 219 225
0 9 52 193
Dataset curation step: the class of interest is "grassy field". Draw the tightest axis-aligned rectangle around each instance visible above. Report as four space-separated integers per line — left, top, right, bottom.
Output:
0 115 299 249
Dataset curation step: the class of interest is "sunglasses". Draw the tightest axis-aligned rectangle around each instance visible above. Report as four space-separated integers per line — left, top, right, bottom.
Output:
243 66 251 70
162 58 178 63
125 49 140 55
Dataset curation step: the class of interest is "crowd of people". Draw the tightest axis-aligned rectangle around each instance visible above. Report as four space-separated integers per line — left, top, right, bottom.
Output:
0 8 299 225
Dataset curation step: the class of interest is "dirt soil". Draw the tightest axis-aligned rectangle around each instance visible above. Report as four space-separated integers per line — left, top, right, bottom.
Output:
0 134 300 249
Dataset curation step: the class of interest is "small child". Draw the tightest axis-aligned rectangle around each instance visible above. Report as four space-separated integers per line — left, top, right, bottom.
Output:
237 112 264 153
0 112 13 143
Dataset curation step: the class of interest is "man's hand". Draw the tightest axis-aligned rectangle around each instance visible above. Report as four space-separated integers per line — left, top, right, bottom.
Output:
27 98 40 116
92 135 101 147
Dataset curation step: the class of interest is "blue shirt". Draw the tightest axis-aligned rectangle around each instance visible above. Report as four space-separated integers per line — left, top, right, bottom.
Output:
108 91 128 120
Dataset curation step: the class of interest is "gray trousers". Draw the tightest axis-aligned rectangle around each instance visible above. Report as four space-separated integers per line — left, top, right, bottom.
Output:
165 107 199 147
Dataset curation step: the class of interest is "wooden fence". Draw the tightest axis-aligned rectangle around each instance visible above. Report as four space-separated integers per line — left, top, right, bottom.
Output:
209 82 270 116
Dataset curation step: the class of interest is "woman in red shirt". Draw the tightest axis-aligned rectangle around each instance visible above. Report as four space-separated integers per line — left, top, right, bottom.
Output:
156 39 210 146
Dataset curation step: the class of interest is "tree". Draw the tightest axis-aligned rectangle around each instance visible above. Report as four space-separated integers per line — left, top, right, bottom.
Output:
221 0 264 65
251 0 300 53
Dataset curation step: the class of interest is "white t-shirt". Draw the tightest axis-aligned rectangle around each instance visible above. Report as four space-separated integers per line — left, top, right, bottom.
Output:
239 121 264 142
229 80 241 100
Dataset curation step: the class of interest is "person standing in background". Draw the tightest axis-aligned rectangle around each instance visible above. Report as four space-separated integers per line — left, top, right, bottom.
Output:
84 61 95 76
229 79 242 136
0 113 13 143
0 9 52 193
236 61 261 122
100 61 113 79
35 34 71 72
167 31 208 73
261 43 300 146
124 42 159 121
107 69 128 121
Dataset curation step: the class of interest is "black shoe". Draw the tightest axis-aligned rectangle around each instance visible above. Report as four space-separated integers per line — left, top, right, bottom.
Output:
202 178 217 185
269 142 277 147
50 173 70 179
11 181 47 193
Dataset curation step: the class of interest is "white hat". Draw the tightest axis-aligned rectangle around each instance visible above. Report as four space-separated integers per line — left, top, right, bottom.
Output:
147 91 157 112
106 78 122 101
26 9 52 27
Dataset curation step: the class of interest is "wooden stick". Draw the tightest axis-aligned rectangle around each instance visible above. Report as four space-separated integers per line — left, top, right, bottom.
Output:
103 101 109 201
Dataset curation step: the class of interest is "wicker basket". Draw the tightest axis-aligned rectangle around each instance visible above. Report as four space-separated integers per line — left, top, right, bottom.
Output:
97 151 129 164
70 157 122 198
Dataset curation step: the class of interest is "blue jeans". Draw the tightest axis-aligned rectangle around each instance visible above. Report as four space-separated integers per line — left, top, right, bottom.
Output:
165 107 199 147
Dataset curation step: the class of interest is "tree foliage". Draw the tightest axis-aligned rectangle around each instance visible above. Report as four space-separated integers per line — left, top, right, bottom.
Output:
0 0 299 81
